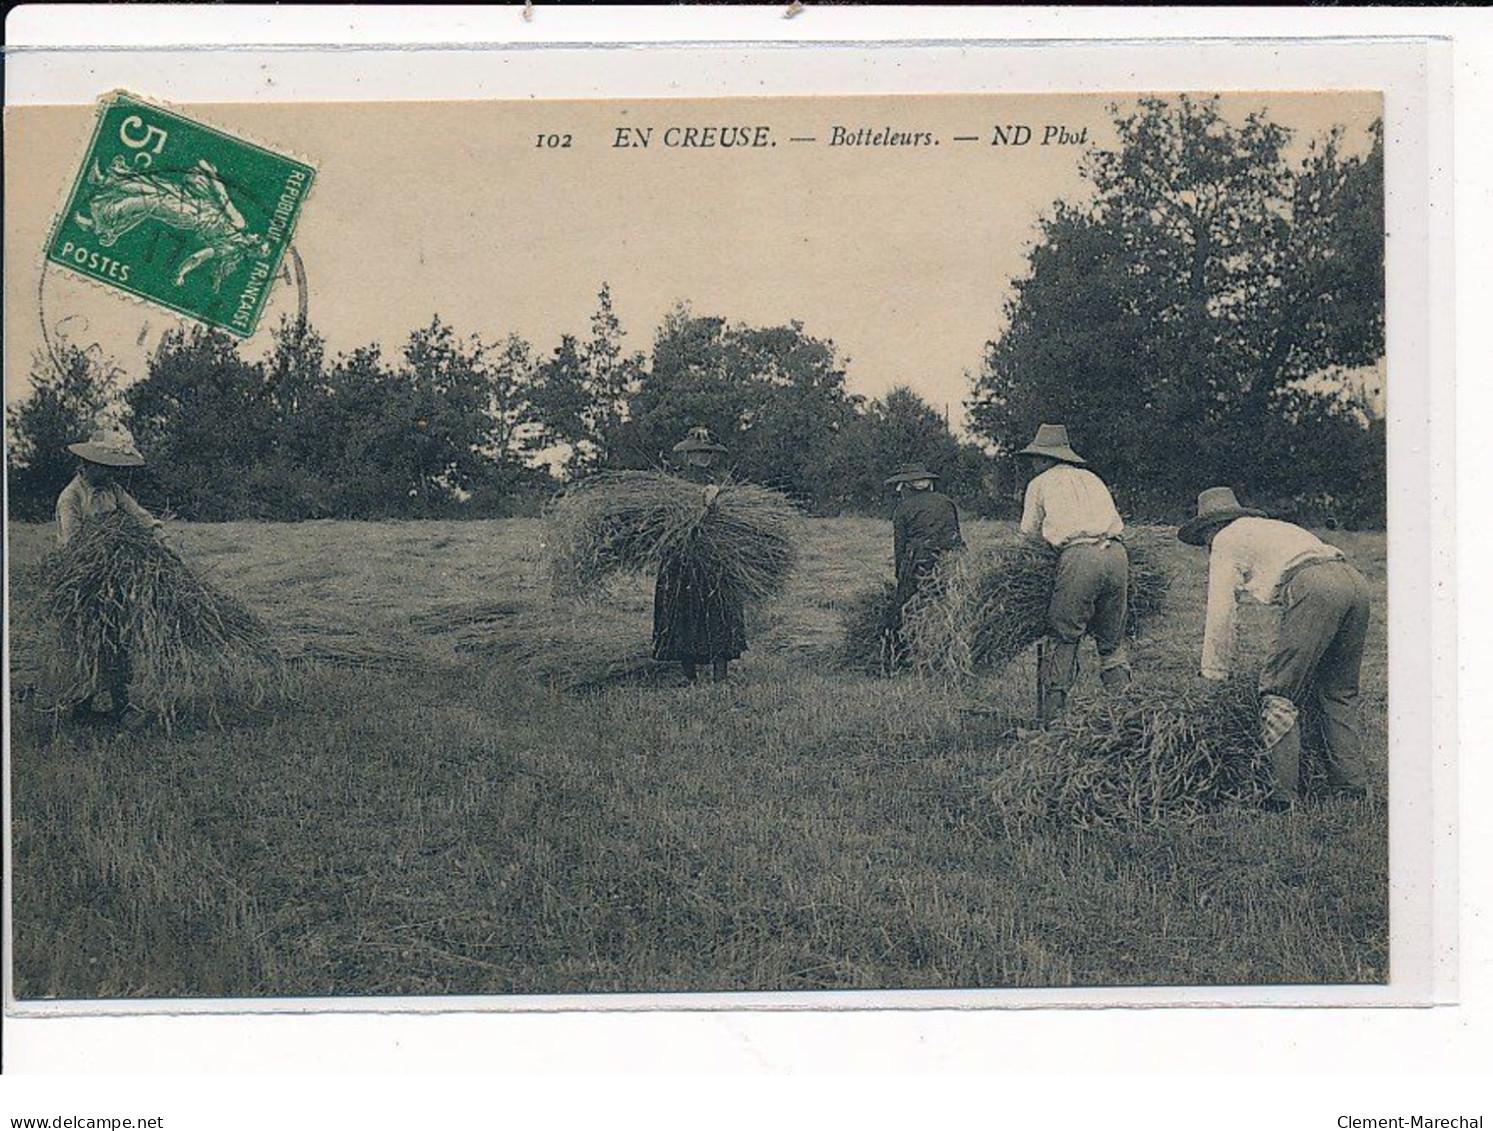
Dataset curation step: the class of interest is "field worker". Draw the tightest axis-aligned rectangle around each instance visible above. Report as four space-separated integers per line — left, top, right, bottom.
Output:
885 463 964 611
1017 423 1132 724
1179 487 1372 809
653 427 747 685
55 426 163 723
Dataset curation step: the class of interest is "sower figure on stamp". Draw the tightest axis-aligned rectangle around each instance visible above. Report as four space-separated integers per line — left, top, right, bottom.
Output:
1017 424 1132 725
55 427 164 724
1179 487 1372 810
884 463 964 667
652 428 748 686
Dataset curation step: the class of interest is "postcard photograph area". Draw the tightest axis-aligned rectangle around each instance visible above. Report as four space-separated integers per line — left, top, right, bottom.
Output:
4 90 1390 1004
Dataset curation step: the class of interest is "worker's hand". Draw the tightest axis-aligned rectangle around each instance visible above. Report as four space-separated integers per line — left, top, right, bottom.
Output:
703 485 721 508
1200 668 1228 683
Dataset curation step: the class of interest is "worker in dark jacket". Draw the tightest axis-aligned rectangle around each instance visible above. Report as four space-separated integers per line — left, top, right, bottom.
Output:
886 463 964 609
653 428 748 685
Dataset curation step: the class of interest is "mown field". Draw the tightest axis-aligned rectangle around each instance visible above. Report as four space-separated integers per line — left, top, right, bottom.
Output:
6 517 1388 999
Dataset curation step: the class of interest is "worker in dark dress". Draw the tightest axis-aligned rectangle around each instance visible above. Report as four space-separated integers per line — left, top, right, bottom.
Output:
886 463 964 610
652 428 748 685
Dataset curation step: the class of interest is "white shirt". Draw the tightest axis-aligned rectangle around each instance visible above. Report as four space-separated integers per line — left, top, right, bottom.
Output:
55 475 158 546
1019 465 1124 549
1200 516 1344 679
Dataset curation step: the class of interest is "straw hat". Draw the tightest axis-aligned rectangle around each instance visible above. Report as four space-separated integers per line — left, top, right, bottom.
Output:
883 464 939 487
68 426 144 468
672 427 728 454
1016 423 1086 466
1177 487 1267 546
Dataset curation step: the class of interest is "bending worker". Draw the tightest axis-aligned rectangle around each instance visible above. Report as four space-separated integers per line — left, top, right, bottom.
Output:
885 463 964 612
1178 487 1371 809
1017 423 1132 724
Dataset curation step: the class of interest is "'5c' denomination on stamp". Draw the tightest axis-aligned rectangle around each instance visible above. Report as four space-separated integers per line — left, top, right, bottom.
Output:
45 91 315 338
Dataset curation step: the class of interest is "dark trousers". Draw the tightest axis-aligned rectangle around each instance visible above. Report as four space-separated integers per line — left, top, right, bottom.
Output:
1042 541 1130 705
1259 560 1372 796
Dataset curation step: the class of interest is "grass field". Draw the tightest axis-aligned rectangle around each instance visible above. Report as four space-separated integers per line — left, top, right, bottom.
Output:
6 517 1388 999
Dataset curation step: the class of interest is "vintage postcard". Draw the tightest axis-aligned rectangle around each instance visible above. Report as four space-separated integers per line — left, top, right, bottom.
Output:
4 84 1419 1013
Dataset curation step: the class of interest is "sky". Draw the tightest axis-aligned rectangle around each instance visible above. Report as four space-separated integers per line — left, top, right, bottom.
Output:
5 91 1382 434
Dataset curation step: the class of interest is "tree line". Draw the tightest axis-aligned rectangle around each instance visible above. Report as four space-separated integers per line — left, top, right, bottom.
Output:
8 289 989 522
7 97 1385 527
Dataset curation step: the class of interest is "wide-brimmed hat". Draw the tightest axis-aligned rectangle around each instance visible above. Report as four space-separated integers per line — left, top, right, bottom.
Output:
67 427 144 468
883 464 939 487
1177 486 1268 545
672 427 728 454
1016 423 1086 466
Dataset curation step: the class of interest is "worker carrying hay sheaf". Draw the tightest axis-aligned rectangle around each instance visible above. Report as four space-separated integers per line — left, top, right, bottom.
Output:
54 426 163 724
1016 423 1133 723
1179 487 1372 810
652 427 748 685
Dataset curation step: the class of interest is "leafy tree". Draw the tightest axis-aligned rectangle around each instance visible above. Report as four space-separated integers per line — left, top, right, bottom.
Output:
398 317 496 508
822 386 990 514
529 333 592 472
579 283 645 464
124 325 281 519
968 96 1385 521
530 284 645 476
291 345 431 517
612 305 860 508
486 331 540 465
5 339 121 520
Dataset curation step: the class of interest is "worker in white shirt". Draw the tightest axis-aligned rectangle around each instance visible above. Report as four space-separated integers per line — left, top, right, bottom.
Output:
56 429 162 547
55 427 162 723
1017 423 1132 723
1178 487 1371 808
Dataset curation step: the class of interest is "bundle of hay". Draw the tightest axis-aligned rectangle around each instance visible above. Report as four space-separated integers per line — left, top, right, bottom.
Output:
41 511 277 723
836 580 906 673
546 471 799 604
842 530 1172 678
985 678 1277 828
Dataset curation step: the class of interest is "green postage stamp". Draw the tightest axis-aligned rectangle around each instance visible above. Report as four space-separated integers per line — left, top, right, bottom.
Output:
45 91 315 337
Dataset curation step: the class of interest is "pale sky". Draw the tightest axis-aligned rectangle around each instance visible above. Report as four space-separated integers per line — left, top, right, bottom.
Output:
5 92 1382 433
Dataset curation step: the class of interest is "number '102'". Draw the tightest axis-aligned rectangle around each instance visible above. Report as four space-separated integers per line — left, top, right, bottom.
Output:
536 134 573 148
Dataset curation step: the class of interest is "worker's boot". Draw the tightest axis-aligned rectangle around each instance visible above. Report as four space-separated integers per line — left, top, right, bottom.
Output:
1100 663 1132 692
1038 688 1068 725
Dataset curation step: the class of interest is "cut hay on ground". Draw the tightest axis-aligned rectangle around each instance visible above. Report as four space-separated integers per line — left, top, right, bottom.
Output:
546 471 799 604
840 531 1172 678
985 679 1276 828
449 606 674 693
40 511 279 723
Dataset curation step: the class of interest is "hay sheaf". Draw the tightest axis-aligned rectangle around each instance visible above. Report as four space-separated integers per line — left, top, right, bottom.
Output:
40 511 279 723
836 581 906 673
546 471 799 604
985 679 1276 829
841 530 1172 678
